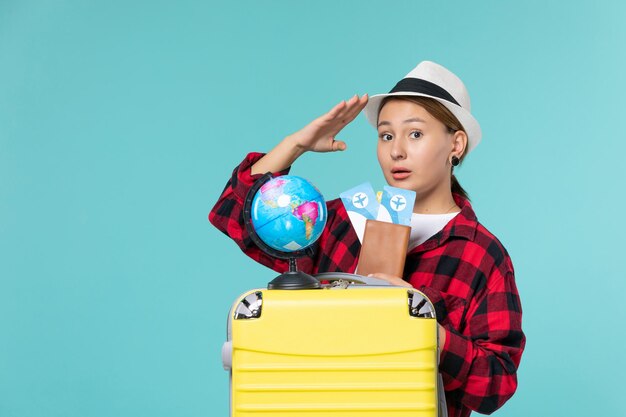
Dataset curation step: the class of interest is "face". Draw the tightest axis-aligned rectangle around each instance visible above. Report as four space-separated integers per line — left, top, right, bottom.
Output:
376 99 457 195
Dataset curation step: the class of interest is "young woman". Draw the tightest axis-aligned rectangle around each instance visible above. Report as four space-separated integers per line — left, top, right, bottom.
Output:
209 61 525 417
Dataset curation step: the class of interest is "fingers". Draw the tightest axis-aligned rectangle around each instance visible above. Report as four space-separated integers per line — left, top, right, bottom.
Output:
367 273 413 287
327 99 347 119
326 94 368 122
368 272 396 280
335 94 367 121
331 139 347 152
341 94 368 124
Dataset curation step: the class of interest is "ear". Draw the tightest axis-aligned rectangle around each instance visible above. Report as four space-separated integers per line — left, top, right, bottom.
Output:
451 130 468 158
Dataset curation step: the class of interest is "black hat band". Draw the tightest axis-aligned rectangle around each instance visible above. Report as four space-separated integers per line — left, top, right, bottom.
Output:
388 78 460 107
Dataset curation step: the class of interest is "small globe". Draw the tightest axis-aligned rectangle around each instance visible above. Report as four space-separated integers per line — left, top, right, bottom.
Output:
249 175 327 253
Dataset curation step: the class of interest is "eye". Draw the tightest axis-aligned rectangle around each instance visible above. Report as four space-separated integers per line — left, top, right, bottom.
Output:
410 131 422 139
379 133 393 142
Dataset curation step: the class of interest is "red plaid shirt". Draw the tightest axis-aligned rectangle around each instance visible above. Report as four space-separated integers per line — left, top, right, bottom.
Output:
209 152 525 417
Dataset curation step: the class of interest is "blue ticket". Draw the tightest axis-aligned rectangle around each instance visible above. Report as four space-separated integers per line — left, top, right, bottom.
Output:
340 182 380 220
379 186 416 225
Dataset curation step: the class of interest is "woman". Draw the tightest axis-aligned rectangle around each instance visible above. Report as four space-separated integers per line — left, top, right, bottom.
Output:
209 61 525 417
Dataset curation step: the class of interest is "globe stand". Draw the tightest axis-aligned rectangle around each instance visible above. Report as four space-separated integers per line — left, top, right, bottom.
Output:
267 257 321 290
243 173 322 290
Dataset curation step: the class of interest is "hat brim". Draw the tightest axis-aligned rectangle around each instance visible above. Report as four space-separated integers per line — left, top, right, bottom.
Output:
363 92 482 155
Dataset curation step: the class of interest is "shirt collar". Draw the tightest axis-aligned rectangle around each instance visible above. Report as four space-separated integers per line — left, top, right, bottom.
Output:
408 192 478 253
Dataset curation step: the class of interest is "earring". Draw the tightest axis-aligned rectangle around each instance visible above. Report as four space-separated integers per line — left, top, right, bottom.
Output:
451 155 460 166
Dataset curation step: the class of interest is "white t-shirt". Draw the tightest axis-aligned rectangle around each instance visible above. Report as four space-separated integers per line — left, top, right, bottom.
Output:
408 211 460 251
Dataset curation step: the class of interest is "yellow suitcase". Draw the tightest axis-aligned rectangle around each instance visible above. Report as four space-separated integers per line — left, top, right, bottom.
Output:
222 273 446 417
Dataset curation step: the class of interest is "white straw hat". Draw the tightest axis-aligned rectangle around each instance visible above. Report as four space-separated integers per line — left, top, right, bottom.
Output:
364 60 482 155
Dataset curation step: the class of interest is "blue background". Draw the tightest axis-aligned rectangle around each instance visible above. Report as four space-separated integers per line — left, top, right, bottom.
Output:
1 1 624 416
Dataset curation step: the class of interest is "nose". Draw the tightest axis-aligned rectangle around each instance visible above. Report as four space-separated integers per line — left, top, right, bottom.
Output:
390 137 407 160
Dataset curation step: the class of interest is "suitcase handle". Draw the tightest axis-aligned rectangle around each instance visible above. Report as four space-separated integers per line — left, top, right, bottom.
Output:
313 272 393 286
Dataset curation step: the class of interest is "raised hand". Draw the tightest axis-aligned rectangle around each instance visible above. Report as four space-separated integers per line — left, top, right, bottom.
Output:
290 94 369 153
250 94 368 176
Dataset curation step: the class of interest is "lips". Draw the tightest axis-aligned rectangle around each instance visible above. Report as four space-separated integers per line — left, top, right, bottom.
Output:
391 167 411 180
